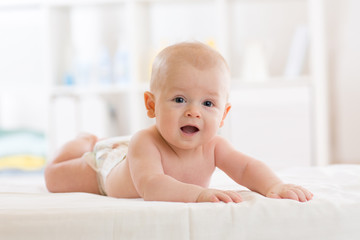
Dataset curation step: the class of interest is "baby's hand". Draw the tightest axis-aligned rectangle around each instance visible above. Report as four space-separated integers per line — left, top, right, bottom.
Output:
266 183 313 202
196 189 242 203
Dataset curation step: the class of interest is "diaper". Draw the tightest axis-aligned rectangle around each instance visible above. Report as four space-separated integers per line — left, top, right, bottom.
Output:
83 136 130 196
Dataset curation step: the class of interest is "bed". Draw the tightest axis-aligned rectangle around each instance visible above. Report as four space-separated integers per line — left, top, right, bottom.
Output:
1 164 360 240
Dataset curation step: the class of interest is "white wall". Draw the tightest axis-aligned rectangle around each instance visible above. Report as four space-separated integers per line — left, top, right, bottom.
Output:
1 1 360 164
327 0 360 163
0 7 47 132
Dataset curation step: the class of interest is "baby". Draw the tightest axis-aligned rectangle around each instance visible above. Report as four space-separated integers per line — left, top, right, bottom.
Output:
45 42 313 203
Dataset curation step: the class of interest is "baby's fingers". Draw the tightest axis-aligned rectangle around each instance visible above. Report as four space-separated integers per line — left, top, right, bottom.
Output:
282 186 313 202
267 192 281 199
199 189 243 203
281 189 300 201
291 188 307 202
225 190 242 203
209 195 220 203
298 186 314 201
214 192 233 203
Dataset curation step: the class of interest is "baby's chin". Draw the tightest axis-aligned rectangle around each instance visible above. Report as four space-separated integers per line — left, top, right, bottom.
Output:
166 137 204 150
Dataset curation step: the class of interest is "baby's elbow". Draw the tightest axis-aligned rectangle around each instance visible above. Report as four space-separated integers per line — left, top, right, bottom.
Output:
136 174 164 201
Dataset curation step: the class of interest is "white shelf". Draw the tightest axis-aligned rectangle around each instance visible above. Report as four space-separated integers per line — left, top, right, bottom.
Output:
0 86 51 95
50 82 149 97
231 76 311 89
0 0 313 7
51 85 130 97
0 0 214 8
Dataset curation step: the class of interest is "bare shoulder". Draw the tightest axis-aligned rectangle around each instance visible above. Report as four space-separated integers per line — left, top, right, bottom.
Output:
127 126 165 181
212 135 234 151
130 126 155 144
212 135 238 164
127 126 161 159
129 126 161 146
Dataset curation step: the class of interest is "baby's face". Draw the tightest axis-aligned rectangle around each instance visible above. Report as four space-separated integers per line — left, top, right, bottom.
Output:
153 63 230 150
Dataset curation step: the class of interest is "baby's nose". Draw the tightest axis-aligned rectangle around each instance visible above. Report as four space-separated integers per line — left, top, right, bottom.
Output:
185 106 201 118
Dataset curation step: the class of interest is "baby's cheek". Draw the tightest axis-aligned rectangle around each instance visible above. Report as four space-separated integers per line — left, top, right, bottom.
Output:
207 121 221 136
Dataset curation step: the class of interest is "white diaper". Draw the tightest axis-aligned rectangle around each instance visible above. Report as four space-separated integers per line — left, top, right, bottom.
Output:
83 136 130 196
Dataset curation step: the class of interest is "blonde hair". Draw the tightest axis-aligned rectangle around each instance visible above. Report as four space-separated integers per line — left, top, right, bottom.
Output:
150 41 230 94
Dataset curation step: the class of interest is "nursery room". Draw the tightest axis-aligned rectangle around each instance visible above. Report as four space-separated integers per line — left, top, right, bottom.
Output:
0 0 359 239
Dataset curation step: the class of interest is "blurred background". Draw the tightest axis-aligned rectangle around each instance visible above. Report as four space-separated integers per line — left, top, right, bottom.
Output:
0 0 359 173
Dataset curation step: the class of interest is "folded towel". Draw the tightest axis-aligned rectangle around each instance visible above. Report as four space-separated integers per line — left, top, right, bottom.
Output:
0 129 45 157
0 129 46 172
0 155 46 171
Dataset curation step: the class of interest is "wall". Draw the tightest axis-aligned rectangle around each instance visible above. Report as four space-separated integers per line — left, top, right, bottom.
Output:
0 7 47 132
327 0 360 163
1 1 360 164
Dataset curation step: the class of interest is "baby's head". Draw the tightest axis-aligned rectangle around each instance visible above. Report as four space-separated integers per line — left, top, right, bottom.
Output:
145 42 232 149
149 41 231 99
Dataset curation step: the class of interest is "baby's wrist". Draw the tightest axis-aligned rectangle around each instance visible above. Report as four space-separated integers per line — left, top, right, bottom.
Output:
195 189 206 202
265 181 283 196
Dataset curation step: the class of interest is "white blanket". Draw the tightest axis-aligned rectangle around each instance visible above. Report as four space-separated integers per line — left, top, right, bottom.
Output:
1 164 360 240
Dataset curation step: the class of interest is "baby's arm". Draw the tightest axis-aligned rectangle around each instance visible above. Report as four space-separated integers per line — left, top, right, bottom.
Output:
127 131 240 203
215 137 313 202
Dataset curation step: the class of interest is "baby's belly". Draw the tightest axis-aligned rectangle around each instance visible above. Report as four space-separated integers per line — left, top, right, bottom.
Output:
105 159 140 198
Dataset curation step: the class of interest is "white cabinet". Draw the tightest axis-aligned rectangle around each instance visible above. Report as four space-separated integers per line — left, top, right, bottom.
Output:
224 85 312 170
0 0 329 167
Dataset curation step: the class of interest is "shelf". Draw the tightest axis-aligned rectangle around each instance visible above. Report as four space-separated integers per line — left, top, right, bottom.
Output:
0 0 216 8
231 76 311 89
51 85 127 97
0 0 312 7
49 77 309 98
0 85 51 95
50 82 149 98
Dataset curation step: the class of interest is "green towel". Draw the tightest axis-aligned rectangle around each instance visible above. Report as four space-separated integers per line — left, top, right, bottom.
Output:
0 129 46 171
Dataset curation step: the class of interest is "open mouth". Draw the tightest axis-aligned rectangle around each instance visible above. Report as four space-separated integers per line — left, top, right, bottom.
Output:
180 125 199 134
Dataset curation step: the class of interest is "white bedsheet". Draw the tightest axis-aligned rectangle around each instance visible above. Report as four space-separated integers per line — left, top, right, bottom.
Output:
1 164 360 240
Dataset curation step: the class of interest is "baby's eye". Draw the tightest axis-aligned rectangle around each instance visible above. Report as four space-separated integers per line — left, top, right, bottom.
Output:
203 100 214 107
174 97 185 103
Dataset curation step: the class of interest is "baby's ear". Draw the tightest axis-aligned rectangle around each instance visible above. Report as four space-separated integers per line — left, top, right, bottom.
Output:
144 91 156 118
219 103 231 128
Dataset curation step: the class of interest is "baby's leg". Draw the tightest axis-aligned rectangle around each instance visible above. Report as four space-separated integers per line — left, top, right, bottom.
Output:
44 133 101 194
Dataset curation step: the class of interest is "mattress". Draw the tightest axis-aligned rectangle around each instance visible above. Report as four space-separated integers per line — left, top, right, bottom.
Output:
1 164 360 240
